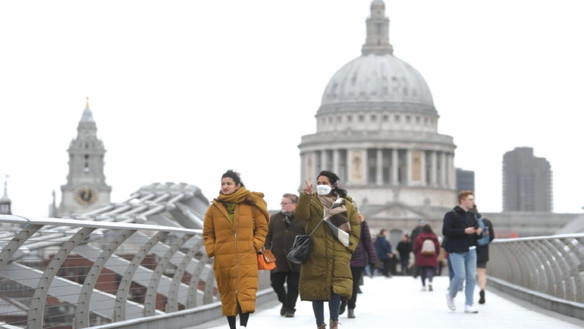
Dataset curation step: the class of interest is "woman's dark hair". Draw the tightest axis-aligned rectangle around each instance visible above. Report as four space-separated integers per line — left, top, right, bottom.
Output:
317 170 347 198
422 224 434 234
472 204 481 218
221 169 244 187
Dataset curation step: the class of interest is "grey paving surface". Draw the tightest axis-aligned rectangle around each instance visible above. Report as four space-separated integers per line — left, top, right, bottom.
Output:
188 275 584 329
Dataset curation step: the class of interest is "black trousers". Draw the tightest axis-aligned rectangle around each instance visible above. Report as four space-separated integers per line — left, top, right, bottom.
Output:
380 259 392 277
348 266 364 309
270 271 300 311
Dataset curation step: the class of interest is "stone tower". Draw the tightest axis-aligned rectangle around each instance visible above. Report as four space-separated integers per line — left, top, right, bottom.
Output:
0 175 12 215
57 98 112 217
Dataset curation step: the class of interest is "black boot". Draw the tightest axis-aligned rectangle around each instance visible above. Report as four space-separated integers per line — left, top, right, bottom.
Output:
284 306 295 317
348 308 355 318
479 289 485 304
339 300 347 315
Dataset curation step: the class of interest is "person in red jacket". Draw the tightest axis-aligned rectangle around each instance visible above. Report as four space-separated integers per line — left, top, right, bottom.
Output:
413 224 440 291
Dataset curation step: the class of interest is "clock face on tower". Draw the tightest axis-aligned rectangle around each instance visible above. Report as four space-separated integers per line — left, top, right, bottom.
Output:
75 187 97 206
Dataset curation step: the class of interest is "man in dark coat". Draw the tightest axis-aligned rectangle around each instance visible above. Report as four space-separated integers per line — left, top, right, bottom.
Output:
396 234 412 275
442 190 483 314
264 193 305 317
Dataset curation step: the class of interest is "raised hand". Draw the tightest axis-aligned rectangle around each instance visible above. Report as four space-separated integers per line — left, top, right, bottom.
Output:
303 178 313 195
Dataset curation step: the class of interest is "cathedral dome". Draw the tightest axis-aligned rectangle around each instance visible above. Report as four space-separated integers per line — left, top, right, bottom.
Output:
319 54 435 115
318 0 435 116
298 1 457 223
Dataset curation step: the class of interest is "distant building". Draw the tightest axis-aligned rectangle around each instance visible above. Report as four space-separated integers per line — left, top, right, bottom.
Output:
53 98 112 217
502 147 552 212
456 168 475 194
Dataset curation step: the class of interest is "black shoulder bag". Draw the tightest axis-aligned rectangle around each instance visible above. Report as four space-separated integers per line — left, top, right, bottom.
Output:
286 220 323 264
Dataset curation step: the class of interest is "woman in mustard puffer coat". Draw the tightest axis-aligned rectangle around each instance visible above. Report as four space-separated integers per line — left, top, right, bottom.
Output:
296 170 360 329
203 170 269 329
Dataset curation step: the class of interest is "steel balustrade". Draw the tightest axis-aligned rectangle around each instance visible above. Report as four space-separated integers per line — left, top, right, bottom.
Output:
0 215 217 329
489 234 584 319
0 182 276 329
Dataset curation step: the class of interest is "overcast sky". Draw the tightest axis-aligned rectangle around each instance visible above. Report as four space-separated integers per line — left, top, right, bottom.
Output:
1 0 583 218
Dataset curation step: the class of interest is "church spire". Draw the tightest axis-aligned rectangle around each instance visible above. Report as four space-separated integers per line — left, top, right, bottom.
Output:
0 175 12 215
59 98 111 217
78 97 97 138
361 0 394 55
80 96 95 124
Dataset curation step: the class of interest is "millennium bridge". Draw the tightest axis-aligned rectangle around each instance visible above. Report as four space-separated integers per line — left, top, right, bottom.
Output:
0 183 582 328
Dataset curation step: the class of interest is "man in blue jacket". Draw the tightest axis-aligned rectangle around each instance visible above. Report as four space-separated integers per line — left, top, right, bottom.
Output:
442 190 483 314
374 229 394 278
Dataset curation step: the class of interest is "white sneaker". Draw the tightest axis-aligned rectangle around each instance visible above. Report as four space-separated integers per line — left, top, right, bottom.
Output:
421 286 426 291
445 293 455 311
464 304 479 314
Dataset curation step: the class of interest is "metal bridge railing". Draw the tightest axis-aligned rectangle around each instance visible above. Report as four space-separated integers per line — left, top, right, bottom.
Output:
0 215 221 329
489 233 584 320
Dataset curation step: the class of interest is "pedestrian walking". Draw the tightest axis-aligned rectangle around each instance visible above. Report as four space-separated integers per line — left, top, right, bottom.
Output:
374 229 394 278
203 170 270 329
340 211 377 319
413 224 440 291
442 190 483 314
396 234 412 275
296 170 361 329
473 205 495 304
264 193 305 317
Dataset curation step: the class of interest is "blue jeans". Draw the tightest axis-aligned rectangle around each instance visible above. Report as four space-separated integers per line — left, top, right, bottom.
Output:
312 293 341 325
448 248 477 306
447 254 454 282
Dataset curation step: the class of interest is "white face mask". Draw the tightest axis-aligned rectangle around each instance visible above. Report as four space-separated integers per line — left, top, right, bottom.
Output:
316 184 332 195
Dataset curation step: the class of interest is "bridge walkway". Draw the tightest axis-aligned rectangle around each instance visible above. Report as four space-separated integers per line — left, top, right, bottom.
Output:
189 275 584 329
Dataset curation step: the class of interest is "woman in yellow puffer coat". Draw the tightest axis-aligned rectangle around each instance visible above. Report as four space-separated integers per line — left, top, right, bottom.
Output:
203 170 269 329
296 170 360 329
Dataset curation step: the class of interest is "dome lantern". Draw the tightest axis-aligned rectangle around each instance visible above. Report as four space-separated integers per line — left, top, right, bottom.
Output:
362 0 393 55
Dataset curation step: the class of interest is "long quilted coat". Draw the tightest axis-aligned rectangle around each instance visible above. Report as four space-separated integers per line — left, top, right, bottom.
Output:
295 192 360 301
202 195 269 316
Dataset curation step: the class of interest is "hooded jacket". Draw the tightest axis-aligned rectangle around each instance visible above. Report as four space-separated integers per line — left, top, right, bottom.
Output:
442 205 480 253
295 192 360 301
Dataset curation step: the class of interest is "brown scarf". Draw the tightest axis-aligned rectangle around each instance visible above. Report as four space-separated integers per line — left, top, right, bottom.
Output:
318 195 351 233
216 187 270 222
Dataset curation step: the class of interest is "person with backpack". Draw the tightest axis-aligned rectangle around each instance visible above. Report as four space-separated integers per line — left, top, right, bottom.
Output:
409 220 424 278
413 224 440 291
442 190 483 314
472 205 495 304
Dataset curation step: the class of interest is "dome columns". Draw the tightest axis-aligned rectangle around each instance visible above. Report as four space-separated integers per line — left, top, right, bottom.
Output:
300 146 455 192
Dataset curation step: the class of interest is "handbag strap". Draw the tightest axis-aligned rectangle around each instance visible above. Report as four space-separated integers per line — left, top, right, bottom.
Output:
307 219 324 237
